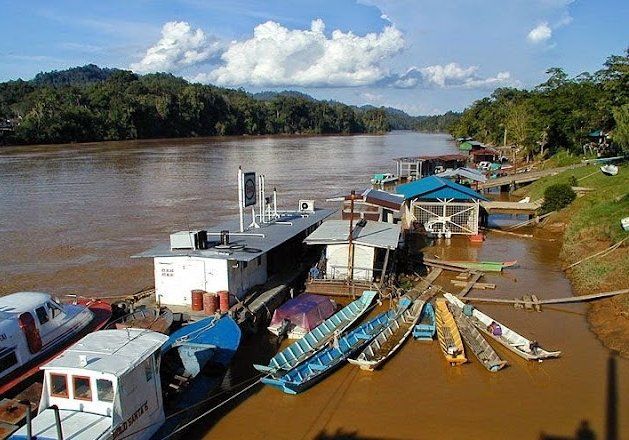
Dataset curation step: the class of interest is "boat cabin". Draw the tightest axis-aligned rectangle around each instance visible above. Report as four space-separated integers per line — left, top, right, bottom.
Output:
0 292 93 383
13 329 169 440
394 154 468 181
304 219 402 282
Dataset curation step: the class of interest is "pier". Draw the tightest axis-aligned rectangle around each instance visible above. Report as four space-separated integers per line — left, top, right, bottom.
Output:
477 164 586 191
480 200 542 216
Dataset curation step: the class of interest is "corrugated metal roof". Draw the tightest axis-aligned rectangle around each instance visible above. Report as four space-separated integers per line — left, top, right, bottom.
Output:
395 176 488 201
304 220 401 250
393 154 468 162
133 208 335 262
435 167 487 183
362 189 404 210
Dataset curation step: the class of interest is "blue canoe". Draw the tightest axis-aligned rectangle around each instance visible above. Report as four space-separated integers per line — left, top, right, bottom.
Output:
162 315 241 377
253 291 378 375
261 297 411 394
413 302 436 341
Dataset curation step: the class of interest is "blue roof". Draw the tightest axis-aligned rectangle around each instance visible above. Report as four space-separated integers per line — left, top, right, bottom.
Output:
395 176 488 201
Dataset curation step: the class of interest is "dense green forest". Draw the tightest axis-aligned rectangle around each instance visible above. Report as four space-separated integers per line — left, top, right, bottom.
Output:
0 66 392 145
450 51 629 156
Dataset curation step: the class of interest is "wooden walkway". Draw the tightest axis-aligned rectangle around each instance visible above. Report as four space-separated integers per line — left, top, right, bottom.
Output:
464 288 628 306
457 272 483 298
478 164 585 190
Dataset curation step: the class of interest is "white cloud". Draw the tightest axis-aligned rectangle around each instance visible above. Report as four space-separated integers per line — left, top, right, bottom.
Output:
391 63 512 90
527 22 552 43
130 21 221 73
195 19 405 87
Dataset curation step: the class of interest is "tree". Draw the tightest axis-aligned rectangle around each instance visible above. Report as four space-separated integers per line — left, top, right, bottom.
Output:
612 104 629 154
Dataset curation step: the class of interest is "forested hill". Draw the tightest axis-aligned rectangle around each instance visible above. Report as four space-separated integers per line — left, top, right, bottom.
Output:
450 51 629 156
0 66 392 145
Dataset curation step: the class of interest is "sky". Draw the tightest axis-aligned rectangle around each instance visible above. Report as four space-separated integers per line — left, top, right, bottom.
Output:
0 0 627 115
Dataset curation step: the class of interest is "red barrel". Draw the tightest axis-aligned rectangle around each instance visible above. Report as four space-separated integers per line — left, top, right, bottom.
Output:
191 289 205 311
203 292 218 315
218 290 230 312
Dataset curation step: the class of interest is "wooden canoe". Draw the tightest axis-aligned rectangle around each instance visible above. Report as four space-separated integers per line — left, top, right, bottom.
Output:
424 258 517 272
449 303 507 372
349 299 425 371
113 307 174 334
444 293 560 361
435 298 467 366
413 301 436 340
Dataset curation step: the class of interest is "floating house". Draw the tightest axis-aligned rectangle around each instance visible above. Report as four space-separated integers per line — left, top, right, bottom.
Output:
304 220 401 282
396 176 488 236
134 171 333 310
394 154 468 180
459 140 485 153
435 167 487 185
339 189 404 223
470 147 500 164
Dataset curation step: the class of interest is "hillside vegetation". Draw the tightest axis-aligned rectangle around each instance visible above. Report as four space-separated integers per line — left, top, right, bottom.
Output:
450 51 629 157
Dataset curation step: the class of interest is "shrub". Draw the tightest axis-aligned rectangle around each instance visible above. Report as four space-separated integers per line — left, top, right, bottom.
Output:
542 183 577 213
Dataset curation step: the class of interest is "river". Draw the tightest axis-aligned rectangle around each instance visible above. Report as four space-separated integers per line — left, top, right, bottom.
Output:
0 131 625 439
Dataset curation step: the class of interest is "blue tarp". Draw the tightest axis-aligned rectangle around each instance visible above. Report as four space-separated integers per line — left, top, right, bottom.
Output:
395 176 488 201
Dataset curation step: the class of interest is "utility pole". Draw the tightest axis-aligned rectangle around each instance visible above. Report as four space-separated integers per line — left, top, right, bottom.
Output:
346 190 358 298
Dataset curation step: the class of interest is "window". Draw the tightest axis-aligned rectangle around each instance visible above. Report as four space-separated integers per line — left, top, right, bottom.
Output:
50 374 69 398
96 379 114 402
47 302 63 319
144 361 153 382
72 376 92 401
35 306 49 325
0 351 18 374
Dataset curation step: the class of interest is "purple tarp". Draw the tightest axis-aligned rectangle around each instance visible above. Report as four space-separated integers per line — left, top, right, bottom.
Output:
270 294 337 332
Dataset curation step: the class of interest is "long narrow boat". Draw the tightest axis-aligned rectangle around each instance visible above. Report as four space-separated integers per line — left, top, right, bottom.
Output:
449 302 507 372
261 298 412 394
444 293 560 361
413 302 436 340
435 298 467 366
424 258 517 272
348 299 425 371
253 291 378 374
0 292 112 396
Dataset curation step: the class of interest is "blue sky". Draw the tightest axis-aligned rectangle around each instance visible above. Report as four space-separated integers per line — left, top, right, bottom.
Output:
0 0 627 114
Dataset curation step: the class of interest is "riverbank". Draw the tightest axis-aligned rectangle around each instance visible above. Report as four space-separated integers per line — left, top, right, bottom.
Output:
517 163 629 357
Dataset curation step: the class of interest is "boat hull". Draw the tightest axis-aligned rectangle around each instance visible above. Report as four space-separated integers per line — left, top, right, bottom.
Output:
413 302 436 340
435 299 467 366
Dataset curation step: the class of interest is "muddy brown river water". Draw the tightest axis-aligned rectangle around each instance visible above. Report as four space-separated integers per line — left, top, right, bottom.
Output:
0 132 625 439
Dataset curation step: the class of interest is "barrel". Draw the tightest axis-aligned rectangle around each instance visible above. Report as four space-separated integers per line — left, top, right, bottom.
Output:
191 289 205 311
218 290 230 312
203 292 218 315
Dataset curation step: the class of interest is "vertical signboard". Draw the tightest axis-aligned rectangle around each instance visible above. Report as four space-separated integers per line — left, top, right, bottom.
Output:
243 172 256 207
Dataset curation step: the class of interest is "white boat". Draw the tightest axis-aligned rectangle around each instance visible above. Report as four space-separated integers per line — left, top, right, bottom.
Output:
0 292 111 395
370 173 398 186
444 293 561 361
12 329 169 440
600 164 618 176
349 299 425 371
622 217 629 232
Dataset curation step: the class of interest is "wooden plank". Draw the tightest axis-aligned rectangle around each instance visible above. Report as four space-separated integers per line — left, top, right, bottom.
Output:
457 272 483 298
464 288 628 305
456 272 471 280
450 280 496 289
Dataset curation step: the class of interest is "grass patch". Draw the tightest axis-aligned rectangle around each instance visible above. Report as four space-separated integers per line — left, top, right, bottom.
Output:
539 150 587 169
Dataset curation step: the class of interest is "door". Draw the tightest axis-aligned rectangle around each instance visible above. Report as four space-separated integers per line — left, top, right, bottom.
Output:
18 312 43 354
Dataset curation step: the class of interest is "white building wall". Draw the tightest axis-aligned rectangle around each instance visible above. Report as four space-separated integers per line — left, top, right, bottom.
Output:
227 254 268 302
325 244 375 281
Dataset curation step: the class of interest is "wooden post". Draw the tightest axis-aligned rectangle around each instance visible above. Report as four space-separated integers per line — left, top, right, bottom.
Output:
347 190 357 297
379 248 390 287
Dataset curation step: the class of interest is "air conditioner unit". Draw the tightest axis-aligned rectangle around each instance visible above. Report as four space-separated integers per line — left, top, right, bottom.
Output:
170 230 208 250
298 200 315 212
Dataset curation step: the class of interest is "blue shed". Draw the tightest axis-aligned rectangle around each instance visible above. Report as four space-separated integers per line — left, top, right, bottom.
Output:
396 176 488 201
395 176 486 236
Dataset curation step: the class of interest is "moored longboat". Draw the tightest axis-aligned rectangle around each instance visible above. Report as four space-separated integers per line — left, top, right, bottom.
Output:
413 302 436 340
435 298 467 366
266 294 337 339
444 293 560 361
253 291 378 375
261 297 412 394
449 302 507 372
112 306 174 334
348 298 425 371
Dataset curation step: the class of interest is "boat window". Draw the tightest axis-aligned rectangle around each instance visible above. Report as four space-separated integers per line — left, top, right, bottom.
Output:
0 350 18 374
35 306 49 325
47 302 63 319
144 360 153 382
50 374 69 398
72 376 93 401
96 379 114 402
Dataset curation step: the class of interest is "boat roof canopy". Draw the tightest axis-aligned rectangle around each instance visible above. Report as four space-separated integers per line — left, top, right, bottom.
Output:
44 329 168 377
0 292 53 318
133 208 335 262
304 220 401 250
